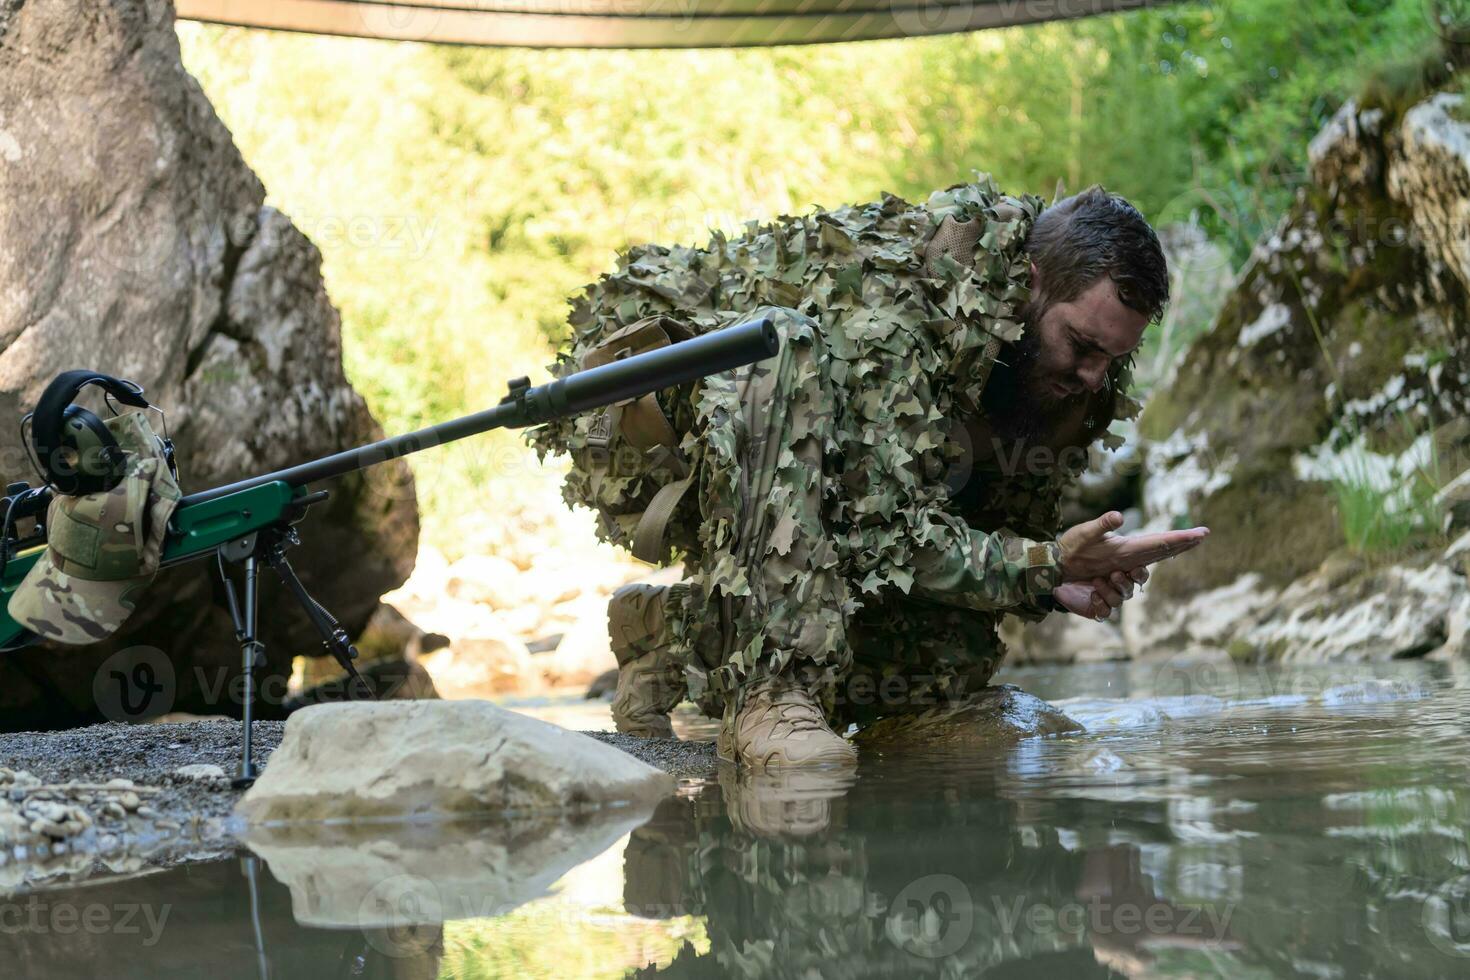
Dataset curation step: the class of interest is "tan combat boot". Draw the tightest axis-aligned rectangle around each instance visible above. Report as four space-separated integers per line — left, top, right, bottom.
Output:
717 675 858 770
608 583 686 739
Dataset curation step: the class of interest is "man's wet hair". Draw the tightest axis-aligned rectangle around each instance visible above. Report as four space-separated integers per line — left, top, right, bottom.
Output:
1024 185 1170 324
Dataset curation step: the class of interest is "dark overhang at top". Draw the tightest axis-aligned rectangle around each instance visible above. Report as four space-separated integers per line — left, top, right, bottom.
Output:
175 0 1183 48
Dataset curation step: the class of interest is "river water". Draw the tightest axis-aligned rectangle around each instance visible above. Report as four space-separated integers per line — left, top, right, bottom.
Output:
4 659 1470 978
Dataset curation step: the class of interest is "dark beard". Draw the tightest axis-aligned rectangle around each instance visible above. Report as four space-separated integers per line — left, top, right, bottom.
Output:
979 325 1118 453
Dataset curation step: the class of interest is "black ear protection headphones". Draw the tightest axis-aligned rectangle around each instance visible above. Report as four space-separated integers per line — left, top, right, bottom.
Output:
21 370 176 496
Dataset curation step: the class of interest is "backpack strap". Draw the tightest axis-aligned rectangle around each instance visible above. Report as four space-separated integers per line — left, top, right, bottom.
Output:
631 471 695 564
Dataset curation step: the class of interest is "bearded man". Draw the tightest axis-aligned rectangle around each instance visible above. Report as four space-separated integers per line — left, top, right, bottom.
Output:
530 175 1209 769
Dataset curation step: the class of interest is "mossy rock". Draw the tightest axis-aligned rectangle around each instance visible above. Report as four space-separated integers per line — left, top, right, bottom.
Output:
1152 461 1344 601
853 684 1083 750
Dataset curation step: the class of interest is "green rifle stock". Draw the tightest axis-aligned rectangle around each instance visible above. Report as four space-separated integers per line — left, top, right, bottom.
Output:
0 316 780 653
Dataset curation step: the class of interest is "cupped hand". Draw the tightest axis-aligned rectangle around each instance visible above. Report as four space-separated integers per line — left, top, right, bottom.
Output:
1053 565 1149 620
1058 511 1208 583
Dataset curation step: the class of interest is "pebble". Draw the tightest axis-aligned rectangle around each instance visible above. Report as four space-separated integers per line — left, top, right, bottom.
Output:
29 818 69 839
173 764 226 781
27 801 69 824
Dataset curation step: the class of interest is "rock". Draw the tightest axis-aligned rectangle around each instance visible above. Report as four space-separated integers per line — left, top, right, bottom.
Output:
852 685 1082 750
0 0 418 731
289 656 442 709
445 555 524 608
26 801 70 824
1131 83 1470 664
422 619 539 696
1308 99 1386 194
1388 93 1470 297
1437 469 1470 533
535 595 618 688
236 700 673 824
586 668 619 700
347 603 439 666
1122 573 1279 659
1240 561 1462 661
173 763 226 781
538 565 685 689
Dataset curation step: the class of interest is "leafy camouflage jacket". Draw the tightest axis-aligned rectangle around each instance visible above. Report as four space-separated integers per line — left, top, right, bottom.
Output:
529 174 1138 618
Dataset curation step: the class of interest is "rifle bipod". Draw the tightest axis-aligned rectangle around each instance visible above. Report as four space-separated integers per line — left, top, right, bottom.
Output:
214 517 375 789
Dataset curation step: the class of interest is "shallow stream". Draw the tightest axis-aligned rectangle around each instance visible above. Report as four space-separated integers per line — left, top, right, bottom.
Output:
4 660 1470 978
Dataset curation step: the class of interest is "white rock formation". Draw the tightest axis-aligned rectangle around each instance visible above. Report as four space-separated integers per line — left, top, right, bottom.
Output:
236 700 672 824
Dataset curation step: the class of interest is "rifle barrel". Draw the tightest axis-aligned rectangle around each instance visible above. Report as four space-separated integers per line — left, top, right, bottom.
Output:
178 316 778 507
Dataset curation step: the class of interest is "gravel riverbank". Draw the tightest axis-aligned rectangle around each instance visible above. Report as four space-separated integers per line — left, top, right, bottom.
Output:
0 716 717 892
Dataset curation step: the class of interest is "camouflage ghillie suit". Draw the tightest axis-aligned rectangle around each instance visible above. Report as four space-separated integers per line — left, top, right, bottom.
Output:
529 175 1138 730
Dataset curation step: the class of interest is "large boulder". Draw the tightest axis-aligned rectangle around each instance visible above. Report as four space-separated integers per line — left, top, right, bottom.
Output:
236 700 673 823
0 0 418 728
1127 73 1470 663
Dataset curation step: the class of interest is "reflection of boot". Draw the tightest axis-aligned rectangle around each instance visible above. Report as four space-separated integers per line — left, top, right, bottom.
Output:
623 796 698 920
719 763 856 838
609 583 687 738
717 675 858 770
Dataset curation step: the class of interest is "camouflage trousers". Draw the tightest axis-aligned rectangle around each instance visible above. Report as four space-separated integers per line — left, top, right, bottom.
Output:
669 307 1008 732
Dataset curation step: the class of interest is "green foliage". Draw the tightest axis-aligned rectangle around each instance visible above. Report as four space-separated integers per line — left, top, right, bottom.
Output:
1332 415 1449 557
897 0 1437 264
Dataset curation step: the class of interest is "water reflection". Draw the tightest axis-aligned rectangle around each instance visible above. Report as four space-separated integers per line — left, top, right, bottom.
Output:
623 766 1244 977
623 664 1470 978
1 664 1469 978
